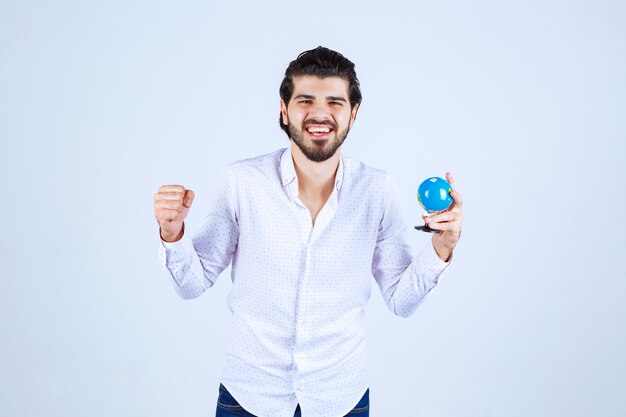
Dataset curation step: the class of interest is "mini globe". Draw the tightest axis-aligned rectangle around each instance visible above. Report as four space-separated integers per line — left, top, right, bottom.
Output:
417 177 453 213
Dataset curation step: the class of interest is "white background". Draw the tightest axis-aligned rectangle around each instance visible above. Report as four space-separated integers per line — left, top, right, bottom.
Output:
1 1 625 416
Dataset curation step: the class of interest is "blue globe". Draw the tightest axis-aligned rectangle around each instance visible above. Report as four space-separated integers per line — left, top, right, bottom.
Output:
418 177 453 213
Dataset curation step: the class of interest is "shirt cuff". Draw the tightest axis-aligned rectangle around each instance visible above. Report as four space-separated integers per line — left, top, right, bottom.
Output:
158 233 195 266
414 242 452 283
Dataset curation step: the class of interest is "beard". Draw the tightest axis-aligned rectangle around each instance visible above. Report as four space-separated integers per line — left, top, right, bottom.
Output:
288 118 350 163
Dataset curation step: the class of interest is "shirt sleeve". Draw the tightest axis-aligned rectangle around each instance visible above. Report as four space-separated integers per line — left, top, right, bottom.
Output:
371 174 451 317
158 168 239 299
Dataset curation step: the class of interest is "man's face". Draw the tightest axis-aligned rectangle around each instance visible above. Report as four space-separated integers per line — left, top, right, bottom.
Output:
280 75 359 163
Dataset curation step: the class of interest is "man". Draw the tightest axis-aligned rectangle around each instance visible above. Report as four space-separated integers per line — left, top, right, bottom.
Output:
154 46 463 417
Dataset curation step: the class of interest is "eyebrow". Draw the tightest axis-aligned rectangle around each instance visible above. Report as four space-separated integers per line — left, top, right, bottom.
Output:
294 94 347 102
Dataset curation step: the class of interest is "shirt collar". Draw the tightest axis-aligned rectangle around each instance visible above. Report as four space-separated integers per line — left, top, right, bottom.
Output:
279 147 345 191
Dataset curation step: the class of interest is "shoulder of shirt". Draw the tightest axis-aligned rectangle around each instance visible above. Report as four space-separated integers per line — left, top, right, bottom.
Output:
342 154 393 184
222 148 286 176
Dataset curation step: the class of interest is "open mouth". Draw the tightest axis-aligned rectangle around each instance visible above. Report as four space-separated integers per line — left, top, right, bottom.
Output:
305 124 333 140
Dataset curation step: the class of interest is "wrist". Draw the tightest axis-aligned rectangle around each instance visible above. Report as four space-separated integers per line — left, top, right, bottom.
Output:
160 224 185 243
432 235 453 262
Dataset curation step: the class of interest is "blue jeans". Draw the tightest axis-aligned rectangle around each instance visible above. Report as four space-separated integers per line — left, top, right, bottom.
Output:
215 383 369 417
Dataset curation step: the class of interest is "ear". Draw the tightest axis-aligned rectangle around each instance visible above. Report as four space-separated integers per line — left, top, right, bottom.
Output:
349 103 360 129
280 99 289 125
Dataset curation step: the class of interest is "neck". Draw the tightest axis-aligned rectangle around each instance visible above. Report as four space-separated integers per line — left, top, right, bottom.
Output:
290 142 340 197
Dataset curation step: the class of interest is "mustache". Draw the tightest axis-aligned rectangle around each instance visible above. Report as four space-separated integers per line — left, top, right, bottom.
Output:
302 119 336 130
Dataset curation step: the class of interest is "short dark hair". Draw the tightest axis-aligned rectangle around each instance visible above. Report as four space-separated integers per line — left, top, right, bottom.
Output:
278 46 362 137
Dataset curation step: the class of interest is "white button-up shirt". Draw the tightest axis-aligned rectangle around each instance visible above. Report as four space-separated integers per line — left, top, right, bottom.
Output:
159 148 451 417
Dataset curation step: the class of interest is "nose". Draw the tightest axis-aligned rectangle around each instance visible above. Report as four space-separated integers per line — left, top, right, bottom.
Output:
307 102 332 121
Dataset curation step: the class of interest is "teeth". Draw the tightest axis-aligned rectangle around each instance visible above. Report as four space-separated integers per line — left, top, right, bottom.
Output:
307 127 330 133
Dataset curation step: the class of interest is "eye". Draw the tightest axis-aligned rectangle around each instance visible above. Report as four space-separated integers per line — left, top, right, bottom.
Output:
298 100 312 104
329 101 343 106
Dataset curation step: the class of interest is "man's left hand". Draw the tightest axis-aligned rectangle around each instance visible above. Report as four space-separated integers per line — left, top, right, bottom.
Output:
423 172 464 262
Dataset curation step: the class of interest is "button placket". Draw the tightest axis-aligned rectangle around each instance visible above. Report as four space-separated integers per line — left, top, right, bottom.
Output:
292 189 312 377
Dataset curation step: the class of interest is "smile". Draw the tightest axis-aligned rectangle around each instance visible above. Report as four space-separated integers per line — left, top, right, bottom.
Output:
305 125 333 139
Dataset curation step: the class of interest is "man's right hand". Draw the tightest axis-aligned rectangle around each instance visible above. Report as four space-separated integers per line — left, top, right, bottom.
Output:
154 185 195 242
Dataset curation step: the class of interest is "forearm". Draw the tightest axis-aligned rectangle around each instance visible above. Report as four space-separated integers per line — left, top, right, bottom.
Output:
159 233 212 299
375 243 451 318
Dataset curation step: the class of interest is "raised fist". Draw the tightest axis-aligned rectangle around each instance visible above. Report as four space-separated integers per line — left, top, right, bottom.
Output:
154 185 195 242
